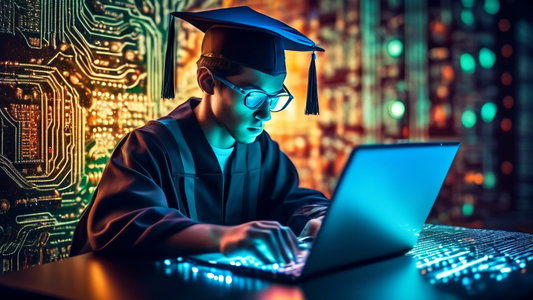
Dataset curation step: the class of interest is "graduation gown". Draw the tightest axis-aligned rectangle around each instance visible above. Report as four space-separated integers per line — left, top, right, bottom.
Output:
70 98 328 257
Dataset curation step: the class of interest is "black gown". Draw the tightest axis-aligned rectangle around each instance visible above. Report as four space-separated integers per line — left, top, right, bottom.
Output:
70 98 328 257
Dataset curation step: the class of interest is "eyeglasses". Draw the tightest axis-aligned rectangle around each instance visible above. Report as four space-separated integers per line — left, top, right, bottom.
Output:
201 67 294 112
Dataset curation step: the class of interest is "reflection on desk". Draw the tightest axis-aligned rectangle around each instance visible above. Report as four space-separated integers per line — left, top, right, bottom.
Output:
407 225 532 290
0 225 532 300
158 224 533 299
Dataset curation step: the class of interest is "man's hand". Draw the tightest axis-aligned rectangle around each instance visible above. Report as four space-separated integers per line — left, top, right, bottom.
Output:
298 216 324 239
219 221 300 265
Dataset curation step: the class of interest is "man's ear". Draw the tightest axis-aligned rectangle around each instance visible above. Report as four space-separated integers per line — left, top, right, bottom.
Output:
197 68 215 95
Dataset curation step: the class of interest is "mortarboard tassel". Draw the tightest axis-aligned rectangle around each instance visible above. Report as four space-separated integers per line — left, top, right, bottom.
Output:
305 50 319 115
161 16 176 99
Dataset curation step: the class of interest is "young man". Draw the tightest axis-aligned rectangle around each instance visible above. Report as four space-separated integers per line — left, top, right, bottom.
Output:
70 6 328 265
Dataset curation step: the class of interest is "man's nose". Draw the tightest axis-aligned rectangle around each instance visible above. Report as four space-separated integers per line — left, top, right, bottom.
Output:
254 98 271 122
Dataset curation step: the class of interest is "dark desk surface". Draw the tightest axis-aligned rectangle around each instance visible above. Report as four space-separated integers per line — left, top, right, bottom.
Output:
1 225 533 300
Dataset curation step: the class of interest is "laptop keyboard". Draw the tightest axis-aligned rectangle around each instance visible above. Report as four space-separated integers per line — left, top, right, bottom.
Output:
218 249 309 277
406 224 533 286
159 224 533 289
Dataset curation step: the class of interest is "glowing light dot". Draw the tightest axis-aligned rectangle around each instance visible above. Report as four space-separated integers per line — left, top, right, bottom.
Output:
225 276 232 284
503 96 514 109
501 118 512 131
389 101 405 119
501 72 512 85
501 45 513 58
461 10 474 25
207 273 214 279
461 110 477 128
192 267 198 273
272 264 279 270
483 172 496 189
460 53 476 74
462 203 474 216
484 0 500 15
501 267 511 273
499 19 511 32
474 173 484 185
387 40 403 57
481 102 497 122
442 65 454 80
164 259 171 266
461 0 473 7
462 277 470 285
501 161 513 175
479 48 496 69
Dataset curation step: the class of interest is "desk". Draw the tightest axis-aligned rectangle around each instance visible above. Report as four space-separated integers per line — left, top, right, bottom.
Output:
1 225 532 300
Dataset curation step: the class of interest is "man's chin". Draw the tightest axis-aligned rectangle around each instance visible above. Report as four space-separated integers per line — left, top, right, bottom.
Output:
235 135 257 145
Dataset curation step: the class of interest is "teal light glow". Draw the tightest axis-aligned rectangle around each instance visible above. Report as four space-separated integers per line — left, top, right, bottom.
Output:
387 40 404 57
436 256 489 279
389 101 406 119
481 102 497 122
463 203 474 216
484 0 500 15
397 81 405 92
460 53 476 74
461 0 474 8
462 110 477 128
483 172 496 189
461 10 474 25
479 48 496 69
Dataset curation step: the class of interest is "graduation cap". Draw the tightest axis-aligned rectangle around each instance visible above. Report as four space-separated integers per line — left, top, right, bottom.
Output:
162 6 325 115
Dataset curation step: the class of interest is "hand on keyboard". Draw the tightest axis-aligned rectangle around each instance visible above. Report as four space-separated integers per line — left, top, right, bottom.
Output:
219 220 301 265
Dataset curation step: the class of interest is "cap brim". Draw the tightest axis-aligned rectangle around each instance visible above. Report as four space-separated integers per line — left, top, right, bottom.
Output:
171 6 325 52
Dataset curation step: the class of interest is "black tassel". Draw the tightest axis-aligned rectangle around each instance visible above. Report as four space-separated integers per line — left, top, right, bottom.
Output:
161 16 176 99
305 50 319 115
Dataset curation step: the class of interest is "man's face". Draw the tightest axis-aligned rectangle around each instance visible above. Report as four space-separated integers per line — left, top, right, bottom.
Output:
211 66 285 144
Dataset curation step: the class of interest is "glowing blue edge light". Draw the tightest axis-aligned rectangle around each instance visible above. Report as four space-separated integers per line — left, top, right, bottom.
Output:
435 256 489 279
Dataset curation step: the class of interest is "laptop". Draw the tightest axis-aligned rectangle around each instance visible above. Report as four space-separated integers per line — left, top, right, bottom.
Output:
181 142 461 282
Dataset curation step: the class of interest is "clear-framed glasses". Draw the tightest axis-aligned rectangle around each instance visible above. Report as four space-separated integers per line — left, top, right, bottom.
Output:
200 67 294 112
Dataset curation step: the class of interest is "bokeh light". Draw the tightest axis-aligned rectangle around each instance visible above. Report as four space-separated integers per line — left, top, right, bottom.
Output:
479 48 496 69
483 172 496 189
462 110 477 128
484 0 500 15
501 161 513 175
501 72 512 85
461 0 474 8
442 65 455 80
460 53 476 74
503 96 514 109
462 203 474 216
501 44 513 58
389 101 406 119
481 102 497 122
501 118 512 131
387 40 404 57
498 19 511 32
461 10 474 25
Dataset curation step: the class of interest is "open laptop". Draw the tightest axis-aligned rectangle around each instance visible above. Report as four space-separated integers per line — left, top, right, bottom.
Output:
182 142 460 282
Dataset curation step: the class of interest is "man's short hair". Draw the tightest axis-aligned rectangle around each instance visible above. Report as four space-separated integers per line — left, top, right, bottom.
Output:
196 56 244 90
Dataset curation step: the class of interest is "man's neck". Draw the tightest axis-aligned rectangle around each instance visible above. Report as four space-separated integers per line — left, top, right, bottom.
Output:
193 97 235 149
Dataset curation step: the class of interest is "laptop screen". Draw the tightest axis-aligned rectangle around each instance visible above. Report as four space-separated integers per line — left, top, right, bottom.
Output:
301 142 460 279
